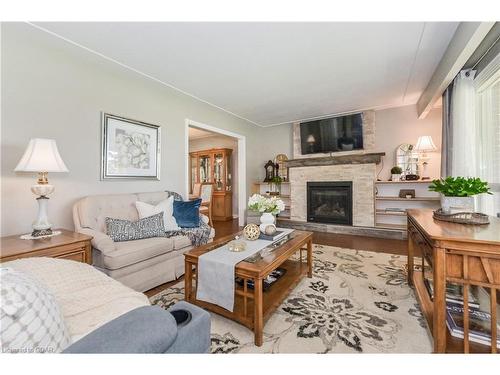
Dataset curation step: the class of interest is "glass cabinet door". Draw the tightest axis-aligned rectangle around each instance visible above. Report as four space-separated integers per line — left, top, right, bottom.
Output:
226 152 232 191
199 154 211 183
214 152 224 191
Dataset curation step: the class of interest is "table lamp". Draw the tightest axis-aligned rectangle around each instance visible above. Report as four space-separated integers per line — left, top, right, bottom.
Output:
414 136 437 180
14 138 69 237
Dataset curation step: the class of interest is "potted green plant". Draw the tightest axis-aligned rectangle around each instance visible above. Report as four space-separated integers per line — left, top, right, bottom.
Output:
391 166 403 181
269 176 283 196
429 177 492 214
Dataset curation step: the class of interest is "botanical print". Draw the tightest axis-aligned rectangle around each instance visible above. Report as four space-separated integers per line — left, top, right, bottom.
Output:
101 113 160 179
113 129 151 170
150 245 432 353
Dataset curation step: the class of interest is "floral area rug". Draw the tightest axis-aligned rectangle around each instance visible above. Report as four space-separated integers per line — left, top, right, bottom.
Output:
149 244 432 353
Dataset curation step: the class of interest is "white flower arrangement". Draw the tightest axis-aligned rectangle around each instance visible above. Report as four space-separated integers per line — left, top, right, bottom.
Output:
248 194 285 215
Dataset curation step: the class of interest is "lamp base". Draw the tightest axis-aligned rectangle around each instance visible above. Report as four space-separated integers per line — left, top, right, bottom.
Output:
31 228 53 237
31 186 54 237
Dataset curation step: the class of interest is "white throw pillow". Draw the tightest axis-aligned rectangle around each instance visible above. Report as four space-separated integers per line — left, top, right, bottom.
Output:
0 267 71 353
135 196 180 231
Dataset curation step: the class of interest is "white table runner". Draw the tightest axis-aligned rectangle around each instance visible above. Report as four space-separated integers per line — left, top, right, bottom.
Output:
196 228 293 312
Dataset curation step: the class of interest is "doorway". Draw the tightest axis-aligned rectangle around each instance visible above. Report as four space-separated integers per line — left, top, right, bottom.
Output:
185 119 246 227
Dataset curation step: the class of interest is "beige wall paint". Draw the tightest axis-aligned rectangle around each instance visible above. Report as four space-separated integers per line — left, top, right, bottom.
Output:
188 134 239 216
374 105 442 180
0 23 272 235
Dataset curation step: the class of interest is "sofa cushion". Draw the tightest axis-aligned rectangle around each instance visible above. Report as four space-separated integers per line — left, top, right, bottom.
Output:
135 196 180 231
0 267 71 353
106 213 165 242
99 236 176 270
136 191 171 205
78 194 139 232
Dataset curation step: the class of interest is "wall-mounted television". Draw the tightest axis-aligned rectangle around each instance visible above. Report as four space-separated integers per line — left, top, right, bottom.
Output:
300 113 363 155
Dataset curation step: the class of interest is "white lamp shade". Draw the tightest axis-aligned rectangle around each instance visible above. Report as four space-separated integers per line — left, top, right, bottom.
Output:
14 138 69 173
414 136 437 152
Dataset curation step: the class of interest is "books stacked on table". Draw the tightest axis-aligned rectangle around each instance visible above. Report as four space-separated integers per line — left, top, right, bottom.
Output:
446 302 500 348
384 207 406 212
424 279 480 308
424 278 499 348
236 267 287 291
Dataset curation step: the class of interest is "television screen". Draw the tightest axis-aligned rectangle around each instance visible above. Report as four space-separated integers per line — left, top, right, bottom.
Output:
300 113 363 155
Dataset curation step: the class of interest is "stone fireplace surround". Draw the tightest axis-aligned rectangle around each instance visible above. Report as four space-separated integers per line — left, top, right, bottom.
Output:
288 162 378 227
284 111 387 232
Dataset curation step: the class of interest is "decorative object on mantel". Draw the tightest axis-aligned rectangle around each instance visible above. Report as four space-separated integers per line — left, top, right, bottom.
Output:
285 152 385 168
275 154 289 181
243 224 260 241
14 138 69 238
433 209 490 225
101 113 161 180
414 136 437 180
247 194 285 233
263 160 277 182
398 189 416 199
390 166 403 181
429 177 492 214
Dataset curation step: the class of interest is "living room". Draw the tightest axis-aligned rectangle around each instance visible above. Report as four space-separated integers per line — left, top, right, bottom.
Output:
1 1 499 373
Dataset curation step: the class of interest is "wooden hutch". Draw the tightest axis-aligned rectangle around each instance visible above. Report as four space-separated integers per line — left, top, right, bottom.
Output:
189 148 233 221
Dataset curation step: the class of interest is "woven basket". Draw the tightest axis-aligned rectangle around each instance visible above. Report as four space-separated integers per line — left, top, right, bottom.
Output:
433 209 490 225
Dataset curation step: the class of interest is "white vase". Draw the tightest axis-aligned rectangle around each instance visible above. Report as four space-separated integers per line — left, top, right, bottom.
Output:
259 212 276 233
440 196 475 214
391 174 401 181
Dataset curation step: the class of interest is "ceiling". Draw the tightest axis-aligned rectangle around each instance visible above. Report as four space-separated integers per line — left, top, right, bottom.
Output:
188 127 218 139
33 22 458 126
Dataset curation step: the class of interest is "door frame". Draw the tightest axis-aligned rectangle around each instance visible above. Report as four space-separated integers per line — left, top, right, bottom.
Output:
185 119 246 226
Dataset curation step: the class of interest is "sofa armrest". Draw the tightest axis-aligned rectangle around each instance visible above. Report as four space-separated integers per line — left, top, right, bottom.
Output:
165 301 211 353
63 306 178 353
78 228 116 253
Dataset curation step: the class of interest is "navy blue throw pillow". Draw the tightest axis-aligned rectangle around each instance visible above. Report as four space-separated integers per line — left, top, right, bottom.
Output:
173 198 201 228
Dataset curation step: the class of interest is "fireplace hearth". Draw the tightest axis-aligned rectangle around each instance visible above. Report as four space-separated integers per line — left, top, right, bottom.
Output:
307 181 353 225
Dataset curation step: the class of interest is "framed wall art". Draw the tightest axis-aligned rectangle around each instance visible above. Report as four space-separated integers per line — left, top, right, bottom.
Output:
101 113 161 180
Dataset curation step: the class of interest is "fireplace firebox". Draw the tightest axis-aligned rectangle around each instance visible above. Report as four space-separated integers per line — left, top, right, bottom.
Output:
307 181 353 225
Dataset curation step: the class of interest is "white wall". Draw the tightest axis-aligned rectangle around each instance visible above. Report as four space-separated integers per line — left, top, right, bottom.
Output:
0 23 273 235
189 134 239 216
374 104 442 180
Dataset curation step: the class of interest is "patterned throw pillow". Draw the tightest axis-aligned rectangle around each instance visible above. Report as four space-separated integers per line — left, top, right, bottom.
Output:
0 267 71 353
105 212 166 242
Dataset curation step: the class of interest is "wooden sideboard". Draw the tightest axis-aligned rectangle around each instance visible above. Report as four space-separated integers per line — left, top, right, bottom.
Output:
0 229 92 264
407 209 500 353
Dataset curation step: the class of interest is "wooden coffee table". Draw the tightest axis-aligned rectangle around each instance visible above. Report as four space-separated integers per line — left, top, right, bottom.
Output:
184 230 313 346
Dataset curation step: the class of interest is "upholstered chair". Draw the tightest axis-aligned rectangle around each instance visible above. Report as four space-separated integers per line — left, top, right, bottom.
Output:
198 183 214 225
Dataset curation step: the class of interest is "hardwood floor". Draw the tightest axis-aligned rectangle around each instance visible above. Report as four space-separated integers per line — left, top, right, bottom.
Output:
144 218 410 297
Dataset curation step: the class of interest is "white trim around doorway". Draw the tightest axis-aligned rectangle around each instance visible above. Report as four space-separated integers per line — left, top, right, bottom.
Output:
184 119 246 227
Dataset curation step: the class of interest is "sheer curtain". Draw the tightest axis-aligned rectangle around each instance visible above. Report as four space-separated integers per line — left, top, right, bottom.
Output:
475 54 500 216
451 70 477 177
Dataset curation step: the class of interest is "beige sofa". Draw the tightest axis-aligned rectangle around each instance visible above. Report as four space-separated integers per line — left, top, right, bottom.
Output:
73 191 214 292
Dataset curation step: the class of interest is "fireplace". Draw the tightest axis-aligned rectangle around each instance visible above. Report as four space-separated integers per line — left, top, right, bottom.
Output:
307 181 353 225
